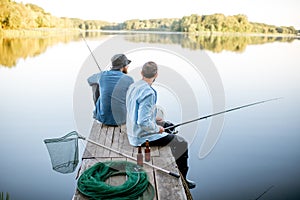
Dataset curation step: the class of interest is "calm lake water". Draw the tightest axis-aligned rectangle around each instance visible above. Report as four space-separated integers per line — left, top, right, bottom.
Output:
0 32 299 200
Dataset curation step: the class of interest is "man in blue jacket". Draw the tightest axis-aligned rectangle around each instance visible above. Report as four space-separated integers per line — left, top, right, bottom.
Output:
126 61 196 189
88 54 134 126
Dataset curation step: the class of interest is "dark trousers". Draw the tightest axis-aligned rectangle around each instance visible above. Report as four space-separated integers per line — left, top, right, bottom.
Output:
143 134 189 179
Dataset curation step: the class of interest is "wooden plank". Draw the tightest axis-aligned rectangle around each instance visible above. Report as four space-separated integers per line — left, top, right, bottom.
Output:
144 159 158 200
110 126 122 157
94 124 108 157
151 146 160 157
102 126 114 157
88 121 103 157
73 189 89 200
119 124 134 157
152 146 187 200
82 121 102 159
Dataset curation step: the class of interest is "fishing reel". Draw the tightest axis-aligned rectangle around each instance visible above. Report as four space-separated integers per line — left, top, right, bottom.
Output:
163 121 178 134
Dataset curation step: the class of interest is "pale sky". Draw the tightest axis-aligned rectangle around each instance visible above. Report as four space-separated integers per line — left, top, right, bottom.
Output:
15 0 300 29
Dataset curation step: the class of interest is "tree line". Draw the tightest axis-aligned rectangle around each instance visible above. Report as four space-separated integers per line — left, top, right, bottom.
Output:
116 14 297 34
0 0 298 35
0 0 109 31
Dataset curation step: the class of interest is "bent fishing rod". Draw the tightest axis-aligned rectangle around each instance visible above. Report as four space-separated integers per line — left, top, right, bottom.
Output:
165 97 282 131
79 32 102 72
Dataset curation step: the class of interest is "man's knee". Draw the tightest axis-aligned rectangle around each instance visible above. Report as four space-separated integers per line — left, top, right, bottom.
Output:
170 135 188 159
174 135 188 150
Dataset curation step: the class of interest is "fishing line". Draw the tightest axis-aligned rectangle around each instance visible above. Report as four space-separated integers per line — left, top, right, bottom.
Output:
79 32 102 71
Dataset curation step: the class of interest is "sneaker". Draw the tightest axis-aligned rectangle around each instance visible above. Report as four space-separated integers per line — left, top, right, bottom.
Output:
186 179 196 189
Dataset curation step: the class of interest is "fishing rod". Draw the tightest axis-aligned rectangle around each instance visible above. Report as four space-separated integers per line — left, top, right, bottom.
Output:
79 32 101 104
254 185 274 200
165 97 282 131
79 32 102 71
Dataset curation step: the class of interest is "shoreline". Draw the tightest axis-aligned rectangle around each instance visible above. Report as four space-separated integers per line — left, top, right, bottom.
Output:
1 28 298 39
98 29 298 37
0 28 81 39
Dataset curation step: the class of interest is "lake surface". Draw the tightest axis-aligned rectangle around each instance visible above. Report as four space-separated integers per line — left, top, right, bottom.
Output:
0 32 299 200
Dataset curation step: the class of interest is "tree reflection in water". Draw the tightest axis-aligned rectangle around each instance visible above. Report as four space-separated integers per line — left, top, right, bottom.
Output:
0 31 296 67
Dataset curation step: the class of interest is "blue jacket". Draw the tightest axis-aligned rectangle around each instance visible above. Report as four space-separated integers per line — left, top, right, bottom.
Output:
88 70 134 126
126 80 167 146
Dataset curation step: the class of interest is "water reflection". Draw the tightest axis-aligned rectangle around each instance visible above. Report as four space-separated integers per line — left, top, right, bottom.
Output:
125 33 297 52
0 31 105 68
0 31 297 67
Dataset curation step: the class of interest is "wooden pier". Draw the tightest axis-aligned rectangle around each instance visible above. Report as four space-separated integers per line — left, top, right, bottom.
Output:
73 120 191 200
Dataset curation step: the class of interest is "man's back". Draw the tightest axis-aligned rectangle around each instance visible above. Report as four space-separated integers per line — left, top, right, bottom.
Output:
89 70 133 126
126 79 167 146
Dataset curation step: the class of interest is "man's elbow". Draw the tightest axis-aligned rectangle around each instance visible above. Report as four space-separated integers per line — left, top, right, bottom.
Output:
138 121 157 133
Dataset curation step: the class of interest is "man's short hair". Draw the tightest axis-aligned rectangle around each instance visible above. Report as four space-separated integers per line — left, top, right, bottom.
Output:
142 61 158 78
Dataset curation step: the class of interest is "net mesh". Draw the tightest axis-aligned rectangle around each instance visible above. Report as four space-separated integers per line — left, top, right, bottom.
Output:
44 131 80 174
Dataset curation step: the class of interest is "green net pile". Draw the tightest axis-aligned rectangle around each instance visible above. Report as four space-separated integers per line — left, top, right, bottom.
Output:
77 161 154 200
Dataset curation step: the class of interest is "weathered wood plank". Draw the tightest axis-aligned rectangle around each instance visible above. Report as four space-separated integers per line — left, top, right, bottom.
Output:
119 124 134 157
94 124 108 157
151 146 160 157
103 126 114 157
82 121 102 159
110 126 122 157
143 159 158 200
153 146 187 200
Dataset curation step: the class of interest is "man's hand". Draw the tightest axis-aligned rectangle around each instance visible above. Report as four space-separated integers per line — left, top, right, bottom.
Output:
158 126 165 133
156 117 164 126
163 121 175 134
